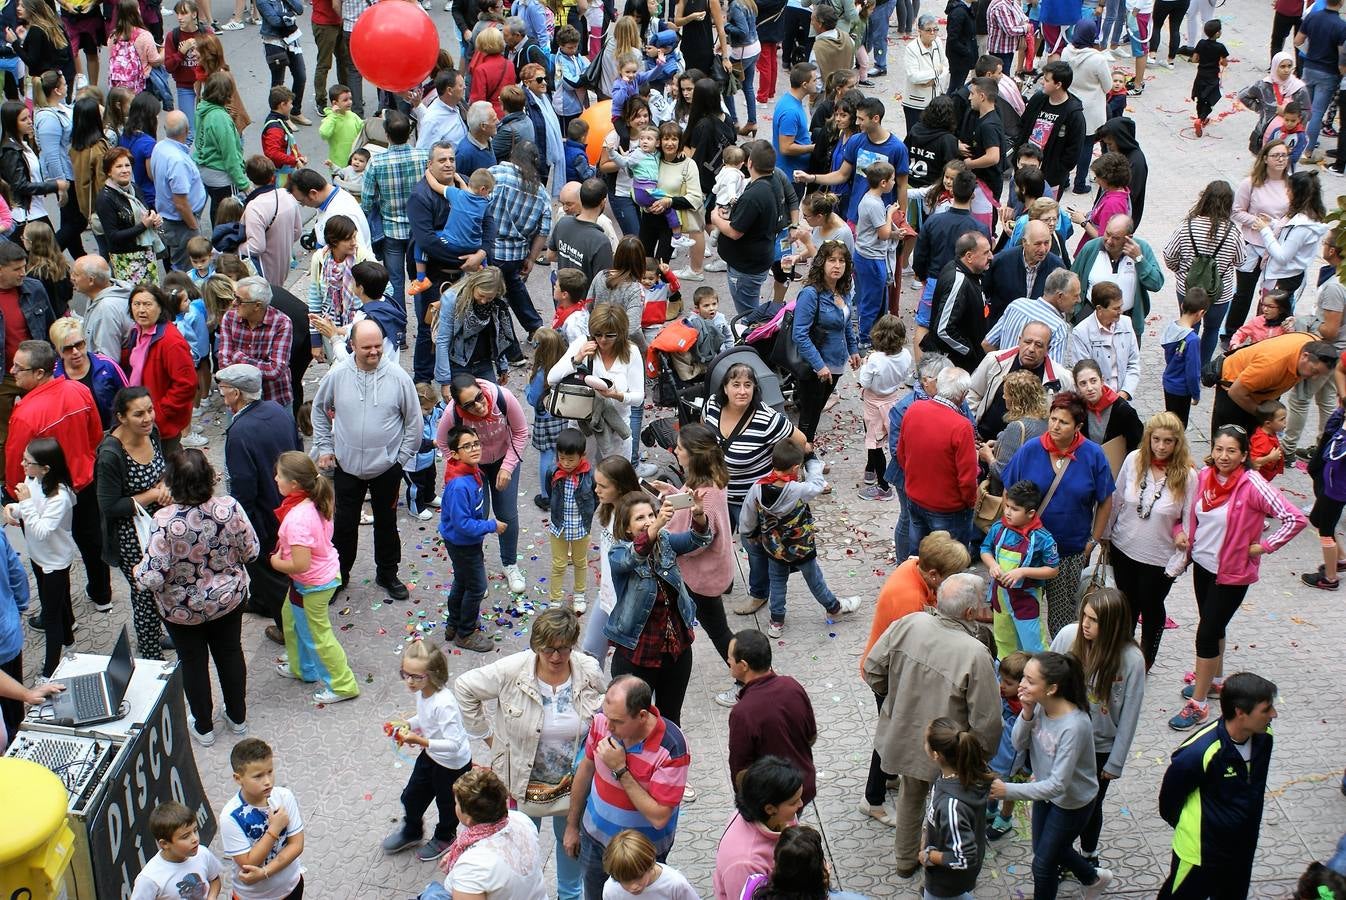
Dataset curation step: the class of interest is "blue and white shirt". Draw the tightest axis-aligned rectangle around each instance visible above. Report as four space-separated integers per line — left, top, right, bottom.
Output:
219 786 305 900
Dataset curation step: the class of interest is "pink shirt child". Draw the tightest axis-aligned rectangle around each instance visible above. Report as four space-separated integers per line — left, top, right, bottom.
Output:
276 498 341 588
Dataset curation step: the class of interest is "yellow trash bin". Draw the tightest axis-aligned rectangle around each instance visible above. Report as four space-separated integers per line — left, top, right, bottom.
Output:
0 757 75 899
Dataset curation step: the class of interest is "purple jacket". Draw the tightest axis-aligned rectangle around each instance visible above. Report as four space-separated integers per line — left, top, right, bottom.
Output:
1178 467 1306 585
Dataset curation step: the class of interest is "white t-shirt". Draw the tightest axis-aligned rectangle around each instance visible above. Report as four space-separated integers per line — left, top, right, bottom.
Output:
1088 252 1139 313
602 864 700 900
1192 500 1229 573
218 787 306 900
409 686 473 769
443 810 549 900
531 679 584 787
130 848 223 900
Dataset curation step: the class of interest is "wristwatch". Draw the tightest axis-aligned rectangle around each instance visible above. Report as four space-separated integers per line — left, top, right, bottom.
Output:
612 766 629 781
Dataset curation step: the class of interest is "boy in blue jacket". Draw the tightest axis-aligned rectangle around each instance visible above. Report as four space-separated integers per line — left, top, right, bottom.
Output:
564 119 597 183
405 383 445 521
1161 288 1209 429
438 425 507 653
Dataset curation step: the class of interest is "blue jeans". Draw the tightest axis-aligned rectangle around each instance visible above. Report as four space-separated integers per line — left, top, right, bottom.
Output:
413 288 439 383
894 485 913 560
537 445 557 502
727 54 759 123
854 252 888 341
1100 0 1127 45
443 540 488 638
767 557 838 622
906 502 972 556
480 458 520 566
728 501 770 601
629 404 643 465
384 235 412 315
1197 297 1229 367
580 602 610 667
726 265 770 317
497 257 545 337
176 87 197 142
530 815 581 900
866 1 895 69
1305 65 1338 151
1030 800 1101 900
610 194 641 237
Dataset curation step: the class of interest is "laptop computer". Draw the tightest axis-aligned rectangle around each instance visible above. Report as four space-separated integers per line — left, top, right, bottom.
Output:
49 627 135 727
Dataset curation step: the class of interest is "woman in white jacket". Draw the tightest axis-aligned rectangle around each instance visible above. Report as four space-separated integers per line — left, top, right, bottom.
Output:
547 303 645 463
901 15 947 133
453 607 606 900
1256 169 1329 297
1060 21 1114 194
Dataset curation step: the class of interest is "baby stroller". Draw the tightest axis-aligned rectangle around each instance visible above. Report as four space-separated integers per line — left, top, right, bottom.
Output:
676 342 789 427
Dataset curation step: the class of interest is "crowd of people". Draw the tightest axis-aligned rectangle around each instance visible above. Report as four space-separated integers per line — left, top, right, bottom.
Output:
0 0 1344 896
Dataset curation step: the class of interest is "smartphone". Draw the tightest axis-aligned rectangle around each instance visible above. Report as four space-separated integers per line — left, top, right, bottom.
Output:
665 492 695 510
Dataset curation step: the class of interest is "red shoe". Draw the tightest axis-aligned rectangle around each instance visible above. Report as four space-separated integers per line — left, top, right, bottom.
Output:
1193 117 1205 137
406 276 432 296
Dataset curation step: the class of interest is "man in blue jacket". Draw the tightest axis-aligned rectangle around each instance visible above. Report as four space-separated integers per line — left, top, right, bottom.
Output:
983 219 1065 327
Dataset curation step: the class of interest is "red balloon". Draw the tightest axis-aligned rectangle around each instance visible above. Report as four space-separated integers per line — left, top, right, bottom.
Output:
350 2 441 93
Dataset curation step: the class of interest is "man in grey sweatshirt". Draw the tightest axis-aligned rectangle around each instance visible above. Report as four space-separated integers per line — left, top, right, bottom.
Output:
313 319 421 601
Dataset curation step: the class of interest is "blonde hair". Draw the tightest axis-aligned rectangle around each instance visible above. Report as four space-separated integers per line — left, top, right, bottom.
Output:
401 639 450 692
476 26 505 55
1136 411 1193 502
201 274 236 331
529 607 581 653
530 327 568 384
916 530 971 576
588 304 632 364
452 266 506 320
1026 196 1060 222
49 317 83 349
614 15 642 62
1002 371 1048 422
275 451 335 520
603 830 657 883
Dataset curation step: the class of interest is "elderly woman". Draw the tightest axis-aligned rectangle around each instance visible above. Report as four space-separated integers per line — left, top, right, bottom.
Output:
793 240 860 442
453 608 605 900
418 768 548 900
436 373 530 596
547 304 644 463
434 267 514 385
978 371 1049 491
1068 284 1141 403
1002 391 1116 638
704 363 809 614
193 71 250 221
901 15 948 132
97 386 171 659
121 283 198 455
135 449 258 746
51 317 128 428
95 147 163 284
638 123 705 267
1071 358 1143 464
1106 412 1195 670
468 26 517 118
713 756 805 900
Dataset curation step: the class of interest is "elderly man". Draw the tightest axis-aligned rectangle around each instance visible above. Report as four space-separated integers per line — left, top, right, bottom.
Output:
0 242 59 463
409 141 494 383
362 110 430 315
725 629 818 802
983 219 1066 326
457 101 500 178
288 167 372 249
984 268 1079 359
489 143 552 345
1212 334 1339 433
416 70 467 151
565 675 690 900
1071 214 1164 346
151 111 208 270
216 277 295 412
313 320 420 601
218 364 301 645
5 339 110 616
896 367 978 550
557 179 619 248
970 320 1075 439
548 177 615 295
504 16 550 87
70 256 133 358
922 231 994 371
863 573 1001 878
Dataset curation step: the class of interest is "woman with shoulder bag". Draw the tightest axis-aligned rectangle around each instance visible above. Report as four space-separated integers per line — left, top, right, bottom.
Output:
792 240 860 442
453 607 605 900
434 266 514 385
547 304 644 463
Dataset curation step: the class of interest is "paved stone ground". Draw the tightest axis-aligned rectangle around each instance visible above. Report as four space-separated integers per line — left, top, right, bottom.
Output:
13 0 1346 895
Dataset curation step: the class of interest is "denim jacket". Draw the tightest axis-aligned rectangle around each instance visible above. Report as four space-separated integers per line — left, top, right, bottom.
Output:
605 526 713 649
793 284 859 372
257 0 304 39
545 466 597 528
435 296 513 380
725 0 759 47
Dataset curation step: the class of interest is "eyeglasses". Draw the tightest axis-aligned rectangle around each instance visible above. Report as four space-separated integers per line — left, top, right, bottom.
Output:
10 365 36 374
537 645 572 657
399 670 429 682
460 393 487 407
593 332 618 339
60 340 86 353
20 458 42 468
1266 152 1290 159
454 440 483 451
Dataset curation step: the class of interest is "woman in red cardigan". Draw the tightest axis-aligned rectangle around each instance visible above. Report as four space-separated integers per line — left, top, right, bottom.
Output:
467 26 516 119
121 283 197 453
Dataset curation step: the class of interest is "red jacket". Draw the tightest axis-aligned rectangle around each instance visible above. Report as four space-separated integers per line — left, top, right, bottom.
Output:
121 324 197 441
162 25 211 88
262 116 303 169
896 397 978 513
310 0 340 27
468 52 517 118
6 378 103 494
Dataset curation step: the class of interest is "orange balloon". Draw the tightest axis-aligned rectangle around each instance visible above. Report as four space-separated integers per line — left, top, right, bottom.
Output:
581 100 613 165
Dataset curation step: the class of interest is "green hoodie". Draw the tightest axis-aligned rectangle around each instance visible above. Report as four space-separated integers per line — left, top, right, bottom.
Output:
192 99 248 191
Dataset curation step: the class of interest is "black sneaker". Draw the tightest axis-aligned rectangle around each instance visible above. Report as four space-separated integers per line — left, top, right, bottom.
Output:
376 576 410 601
986 819 1014 840
1296 445 1317 460
533 494 549 511
27 612 44 629
1302 570 1340 590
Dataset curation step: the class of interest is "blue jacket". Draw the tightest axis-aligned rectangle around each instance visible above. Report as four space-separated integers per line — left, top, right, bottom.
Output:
174 297 210 363
565 139 596 184
439 470 500 546
409 177 498 274
983 246 1065 325
912 208 990 283
55 352 129 429
794 285 859 372
0 527 31 664
545 465 597 528
725 0 759 47
257 0 304 39
224 399 301 554
1161 321 1201 401
605 526 712 650
885 384 976 487
360 297 408 352
410 404 445 474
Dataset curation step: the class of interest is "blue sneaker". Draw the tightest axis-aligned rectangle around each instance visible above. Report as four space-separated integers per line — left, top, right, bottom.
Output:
1181 681 1221 700
1169 700 1209 731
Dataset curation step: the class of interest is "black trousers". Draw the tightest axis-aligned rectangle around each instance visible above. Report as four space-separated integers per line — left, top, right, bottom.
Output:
780 5 814 67
1111 543 1176 669
610 646 694 726
164 606 246 733
245 558 289 629
1270 12 1301 64
1158 851 1253 899
638 210 677 264
795 371 839 442
1149 0 1189 59
400 752 472 842
1164 391 1193 429
1079 751 1113 856
332 462 403 583
1210 387 1260 436
0 652 23 738
35 566 73 677
1224 266 1263 339
74 483 111 607
864 691 893 805
688 589 732 664
55 191 88 261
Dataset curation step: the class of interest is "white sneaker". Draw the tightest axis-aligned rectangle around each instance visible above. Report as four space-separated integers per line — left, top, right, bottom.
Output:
703 257 728 272
187 716 216 747
181 430 209 448
444 0 451 9
671 234 695 249
834 595 862 615
505 564 526 594
223 713 248 735
314 687 357 704
682 784 698 803
672 268 704 282
416 508 435 521
767 620 785 638
572 594 588 614
276 661 302 680
714 687 739 707
1083 868 1115 900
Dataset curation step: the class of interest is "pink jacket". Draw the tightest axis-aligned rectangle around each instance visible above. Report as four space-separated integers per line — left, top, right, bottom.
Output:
668 484 734 596
1178 467 1306 585
435 378 530 475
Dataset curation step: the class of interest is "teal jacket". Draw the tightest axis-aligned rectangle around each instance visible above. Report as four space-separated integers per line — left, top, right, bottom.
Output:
1070 236 1164 346
192 99 248 191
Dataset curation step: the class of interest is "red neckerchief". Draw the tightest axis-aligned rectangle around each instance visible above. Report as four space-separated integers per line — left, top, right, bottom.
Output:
443 458 483 486
551 457 592 486
1200 466 1246 512
1006 695 1023 716
438 817 510 874
277 490 308 525
553 300 589 330
457 388 495 422
1040 430 1085 460
757 471 797 485
1086 385 1120 418
1001 513 1043 538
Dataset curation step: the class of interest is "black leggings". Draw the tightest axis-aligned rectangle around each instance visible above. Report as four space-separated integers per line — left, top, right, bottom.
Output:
864 691 893 805
795 371 839 442
1224 266 1263 339
35 566 73 678
611 646 694 726
1111 543 1177 669
638 210 678 263
1192 563 1249 659
1080 751 1113 856
866 449 891 489
688 589 733 664
1309 488 1345 537
164 605 247 734
1270 11 1301 64
1149 0 1189 58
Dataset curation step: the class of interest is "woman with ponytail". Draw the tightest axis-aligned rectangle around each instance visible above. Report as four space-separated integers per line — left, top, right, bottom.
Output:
989 651 1113 900
920 716 992 899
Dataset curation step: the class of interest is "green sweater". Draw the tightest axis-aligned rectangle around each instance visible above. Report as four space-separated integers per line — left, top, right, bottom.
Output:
319 109 363 169
192 100 248 191
1070 236 1165 347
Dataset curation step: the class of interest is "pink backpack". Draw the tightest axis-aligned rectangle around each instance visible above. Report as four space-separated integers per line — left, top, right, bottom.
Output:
108 31 146 91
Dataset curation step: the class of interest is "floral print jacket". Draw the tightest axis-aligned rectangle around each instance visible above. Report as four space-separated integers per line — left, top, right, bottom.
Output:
135 496 260 626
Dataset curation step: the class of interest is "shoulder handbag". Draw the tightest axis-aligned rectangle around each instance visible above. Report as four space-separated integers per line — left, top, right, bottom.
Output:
133 500 155 553
973 420 1027 532
1037 454 1072 517
546 371 607 420
768 308 817 380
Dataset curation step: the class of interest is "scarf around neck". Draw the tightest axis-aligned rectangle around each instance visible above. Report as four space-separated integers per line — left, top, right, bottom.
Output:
438 817 510 874
1040 429 1084 460
1086 385 1120 421
757 470 797 486
551 456 592 485
1001 513 1044 538
553 301 589 330
1200 466 1245 512
443 458 483 486
277 490 309 525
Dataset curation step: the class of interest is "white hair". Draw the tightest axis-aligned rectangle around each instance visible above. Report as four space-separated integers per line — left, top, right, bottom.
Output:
467 101 496 131
936 573 985 619
235 276 272 308
917 352 951 383
935 367 971 402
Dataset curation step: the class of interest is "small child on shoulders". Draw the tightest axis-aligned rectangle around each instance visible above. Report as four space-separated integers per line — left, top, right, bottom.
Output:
218 738 306 899
602 829 700 900
1250 400 1287 482
130 801 223 900
858 314 911 502
986 650 1031 840
545 427 596 613
980 480 1061 656
552 268 592 345
408 168 495 296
